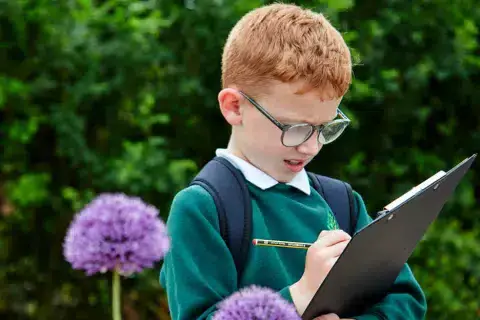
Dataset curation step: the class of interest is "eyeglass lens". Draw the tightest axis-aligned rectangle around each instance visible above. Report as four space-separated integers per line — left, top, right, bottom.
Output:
282 121 348 146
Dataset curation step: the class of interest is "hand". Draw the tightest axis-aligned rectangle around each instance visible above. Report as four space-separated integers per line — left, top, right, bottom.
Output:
314 314 354 320
289 230 351 315
314 313 340 320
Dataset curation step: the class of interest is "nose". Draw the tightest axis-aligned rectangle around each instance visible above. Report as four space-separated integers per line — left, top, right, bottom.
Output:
296 132 322 156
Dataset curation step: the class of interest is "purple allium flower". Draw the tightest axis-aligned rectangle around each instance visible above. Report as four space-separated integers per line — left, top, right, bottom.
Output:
63 193 170 276
213 285 301 320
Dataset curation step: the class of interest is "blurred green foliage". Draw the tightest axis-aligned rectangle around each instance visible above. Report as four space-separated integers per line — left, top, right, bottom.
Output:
0 0 479 319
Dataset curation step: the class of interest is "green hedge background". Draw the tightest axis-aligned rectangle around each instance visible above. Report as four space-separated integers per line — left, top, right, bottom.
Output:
1 0 479 319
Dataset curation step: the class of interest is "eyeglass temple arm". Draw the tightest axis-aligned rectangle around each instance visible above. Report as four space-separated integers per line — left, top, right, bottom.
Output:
238 92 287 129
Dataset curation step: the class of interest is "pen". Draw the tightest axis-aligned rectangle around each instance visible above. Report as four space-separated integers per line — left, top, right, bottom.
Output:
252 238 311 249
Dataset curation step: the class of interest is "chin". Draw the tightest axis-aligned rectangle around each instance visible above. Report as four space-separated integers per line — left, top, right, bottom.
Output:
274 172 296 183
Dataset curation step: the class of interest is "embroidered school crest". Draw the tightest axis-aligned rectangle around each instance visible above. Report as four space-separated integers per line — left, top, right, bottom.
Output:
327 210 339 230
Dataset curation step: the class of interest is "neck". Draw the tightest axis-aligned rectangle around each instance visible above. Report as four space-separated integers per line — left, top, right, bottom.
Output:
226 136 247 161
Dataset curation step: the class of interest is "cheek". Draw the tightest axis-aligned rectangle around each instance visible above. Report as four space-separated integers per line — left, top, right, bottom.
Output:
258 129 290 157
241 111 288 154
254 124 282 147
243 113 272 140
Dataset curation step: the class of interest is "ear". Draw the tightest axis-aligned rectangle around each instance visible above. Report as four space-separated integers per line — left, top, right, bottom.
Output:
218 88 244 126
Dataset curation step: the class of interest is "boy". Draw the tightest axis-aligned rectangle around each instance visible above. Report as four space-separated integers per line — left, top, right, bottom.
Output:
160 3 427 320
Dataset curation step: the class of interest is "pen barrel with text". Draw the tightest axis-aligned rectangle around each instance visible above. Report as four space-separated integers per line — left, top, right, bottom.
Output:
252 239 312 249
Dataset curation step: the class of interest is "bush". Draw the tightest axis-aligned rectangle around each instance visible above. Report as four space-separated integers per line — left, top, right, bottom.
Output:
1 0 479 318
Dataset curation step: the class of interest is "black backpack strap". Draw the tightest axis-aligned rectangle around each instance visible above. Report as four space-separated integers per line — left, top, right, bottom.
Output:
307 172 358 235
190 156 252 282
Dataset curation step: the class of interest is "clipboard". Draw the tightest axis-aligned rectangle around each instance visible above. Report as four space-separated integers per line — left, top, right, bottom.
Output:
301 154 477 320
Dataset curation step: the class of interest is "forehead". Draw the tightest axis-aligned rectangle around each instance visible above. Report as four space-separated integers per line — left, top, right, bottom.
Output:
259 81 342 124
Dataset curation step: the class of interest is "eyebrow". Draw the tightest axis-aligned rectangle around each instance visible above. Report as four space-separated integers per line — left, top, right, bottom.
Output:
276 113 338 126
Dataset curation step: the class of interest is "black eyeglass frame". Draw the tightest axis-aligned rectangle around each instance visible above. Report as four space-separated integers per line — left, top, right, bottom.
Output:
239 91 350 147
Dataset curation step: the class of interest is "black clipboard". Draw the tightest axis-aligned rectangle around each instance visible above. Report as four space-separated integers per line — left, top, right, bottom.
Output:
301 154 477 320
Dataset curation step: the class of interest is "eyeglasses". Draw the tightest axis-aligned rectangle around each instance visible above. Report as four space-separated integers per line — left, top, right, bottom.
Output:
239 91 350 147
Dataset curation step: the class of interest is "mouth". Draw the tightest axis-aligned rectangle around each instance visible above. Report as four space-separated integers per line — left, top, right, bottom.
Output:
284 159 308 172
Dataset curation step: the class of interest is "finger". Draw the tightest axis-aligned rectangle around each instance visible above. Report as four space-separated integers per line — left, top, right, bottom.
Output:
317 229 351 241
313 313 340 320
322 241 349 258
316 230 351 246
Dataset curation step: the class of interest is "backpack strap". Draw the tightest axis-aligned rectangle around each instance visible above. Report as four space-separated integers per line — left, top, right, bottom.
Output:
307 172 358 235
190 156 252 282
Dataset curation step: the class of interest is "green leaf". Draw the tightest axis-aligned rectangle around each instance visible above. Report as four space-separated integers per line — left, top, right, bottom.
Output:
5 173 51 207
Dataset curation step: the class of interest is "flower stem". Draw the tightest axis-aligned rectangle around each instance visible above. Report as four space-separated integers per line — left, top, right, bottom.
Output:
112 270 122 320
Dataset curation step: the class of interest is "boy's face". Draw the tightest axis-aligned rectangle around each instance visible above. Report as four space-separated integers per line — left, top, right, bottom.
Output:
219 80 344 183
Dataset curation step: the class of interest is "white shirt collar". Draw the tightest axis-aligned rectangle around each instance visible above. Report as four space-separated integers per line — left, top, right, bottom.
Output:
215 148 311 195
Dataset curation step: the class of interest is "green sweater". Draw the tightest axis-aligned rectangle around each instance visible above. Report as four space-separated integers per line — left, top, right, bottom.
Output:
159 180 427 320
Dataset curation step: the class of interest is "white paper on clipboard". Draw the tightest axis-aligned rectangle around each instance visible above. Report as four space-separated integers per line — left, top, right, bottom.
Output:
384 171 446 211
